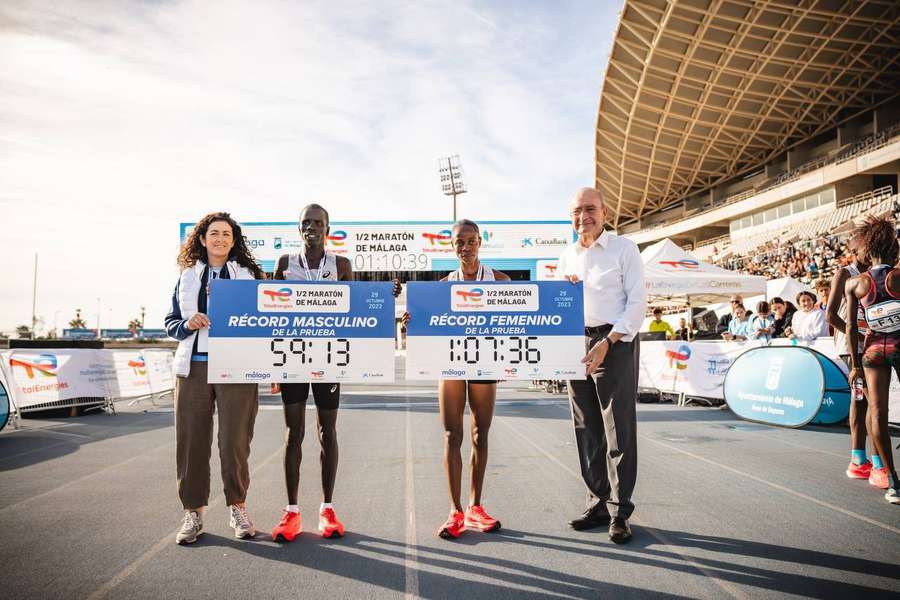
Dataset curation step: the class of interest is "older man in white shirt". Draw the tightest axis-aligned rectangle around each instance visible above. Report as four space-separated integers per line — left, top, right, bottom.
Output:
558 187 646 544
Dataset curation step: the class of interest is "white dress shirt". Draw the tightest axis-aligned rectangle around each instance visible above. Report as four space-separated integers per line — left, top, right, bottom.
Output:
791 308 830 341
557 229 646 342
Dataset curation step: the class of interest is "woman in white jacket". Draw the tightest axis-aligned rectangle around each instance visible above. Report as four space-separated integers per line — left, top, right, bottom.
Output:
786 290 830 341
165 212 265 545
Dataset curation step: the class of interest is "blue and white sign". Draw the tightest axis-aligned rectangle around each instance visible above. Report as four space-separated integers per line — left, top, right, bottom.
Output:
405 281 585 380
724 346 847 427
207 280 396 383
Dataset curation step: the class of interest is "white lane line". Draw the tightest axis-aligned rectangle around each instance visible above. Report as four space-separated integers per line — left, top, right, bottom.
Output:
0 440 174 515
249 398 569 411
496 416 747 600
404 399 420 600
86 444 285 600
641 434 900 536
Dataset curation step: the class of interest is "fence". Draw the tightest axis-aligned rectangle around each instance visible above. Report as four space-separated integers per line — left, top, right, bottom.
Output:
0 348 174 428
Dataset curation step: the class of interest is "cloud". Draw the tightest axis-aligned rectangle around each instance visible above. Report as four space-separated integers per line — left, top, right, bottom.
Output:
0 0 617 331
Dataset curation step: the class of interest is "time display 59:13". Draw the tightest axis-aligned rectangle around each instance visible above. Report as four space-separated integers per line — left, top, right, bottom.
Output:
270 338 350 366
449 336 541 364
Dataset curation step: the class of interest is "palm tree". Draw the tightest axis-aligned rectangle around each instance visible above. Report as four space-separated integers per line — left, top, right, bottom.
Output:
69 308 88 329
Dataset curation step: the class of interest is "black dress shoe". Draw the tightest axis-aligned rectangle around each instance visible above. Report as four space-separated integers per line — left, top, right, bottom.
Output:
608 517 632 544
568 508 611 531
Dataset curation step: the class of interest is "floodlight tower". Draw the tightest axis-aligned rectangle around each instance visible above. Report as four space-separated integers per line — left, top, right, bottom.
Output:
438 155 467 222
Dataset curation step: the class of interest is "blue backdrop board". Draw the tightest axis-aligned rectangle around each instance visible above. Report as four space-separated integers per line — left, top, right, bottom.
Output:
0 379 9 432
809 349 852 425
724 346 827 427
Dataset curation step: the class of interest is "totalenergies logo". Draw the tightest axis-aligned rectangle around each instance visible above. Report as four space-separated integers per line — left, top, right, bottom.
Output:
310 370 325 379
128 354 147 376
455 288 484 303
9 353 58 379
544 264 557 277
659 259 699 269
327 230 348 246
422 230 452 246
262 287 292 303
665 345 691 370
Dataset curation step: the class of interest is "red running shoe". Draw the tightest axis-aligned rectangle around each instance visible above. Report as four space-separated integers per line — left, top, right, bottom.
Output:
271 510 302 542
437 511 466 539
869 467 890 490
846 461 872 479
465 505 501 532
318 507 345 538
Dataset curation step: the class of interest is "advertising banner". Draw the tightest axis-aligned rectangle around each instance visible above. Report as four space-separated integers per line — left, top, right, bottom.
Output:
405 281 584 380
181 221 575 273
638 340 751 398
207 280 396 383
0 349 175 410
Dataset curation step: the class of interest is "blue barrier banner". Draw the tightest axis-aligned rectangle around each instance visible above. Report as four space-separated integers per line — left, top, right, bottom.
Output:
405 281 585 380
724 346 824 427
0 379 9 432
207 280 396 383
811 351 851 425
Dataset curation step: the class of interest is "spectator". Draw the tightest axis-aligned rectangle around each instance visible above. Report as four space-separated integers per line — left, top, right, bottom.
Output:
723 305 752 341
749 301 775 342
716 294 752 334
786 291 829 341
675 317 692 341
815 279 830 310
771 297 796 338
648 308 675 339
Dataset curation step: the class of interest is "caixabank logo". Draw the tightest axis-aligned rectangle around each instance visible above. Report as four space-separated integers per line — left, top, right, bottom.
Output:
9 353 58 378
665 345 691 370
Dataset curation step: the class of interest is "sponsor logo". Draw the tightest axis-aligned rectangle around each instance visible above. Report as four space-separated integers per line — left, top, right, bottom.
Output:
544 264 557 276
327 230 348 246
248 239 265 249
422 230 452 246
504 367 518 376
765 357 784 390
282 372 288 380
521 237 533 247
522 237 567 248
245 371 271 380
363 372 385 379
127 354 147 376
310 370 325 379
441 368 466 377
665 345 691 370
455 287 484 304
262 287 292 303
481 231 494 242
9 353 58 378
659 259 699 269
274 237 282 250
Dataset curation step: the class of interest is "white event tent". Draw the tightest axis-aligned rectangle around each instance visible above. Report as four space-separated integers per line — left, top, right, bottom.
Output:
641 239 767 306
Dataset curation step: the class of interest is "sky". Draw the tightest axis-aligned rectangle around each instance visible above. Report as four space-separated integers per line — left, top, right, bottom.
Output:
0 0 620 334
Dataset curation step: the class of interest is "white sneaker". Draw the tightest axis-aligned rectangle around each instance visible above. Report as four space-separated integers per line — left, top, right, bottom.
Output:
229 504 257 538
886 488 900 505
176 510 203 545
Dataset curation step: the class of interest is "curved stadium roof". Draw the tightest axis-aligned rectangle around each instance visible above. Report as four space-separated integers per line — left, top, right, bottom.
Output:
597 0 900 228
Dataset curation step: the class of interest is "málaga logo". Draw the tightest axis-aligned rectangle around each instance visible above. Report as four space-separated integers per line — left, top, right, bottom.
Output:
659 259 699 269
262 287 292 303
665 345 691 370
9 353 58 378
327 230 347 247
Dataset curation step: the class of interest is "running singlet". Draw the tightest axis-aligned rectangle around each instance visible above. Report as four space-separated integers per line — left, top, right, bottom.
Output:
447 263 496 282
284 252 339 281
835 263 870 355
861 265 900 334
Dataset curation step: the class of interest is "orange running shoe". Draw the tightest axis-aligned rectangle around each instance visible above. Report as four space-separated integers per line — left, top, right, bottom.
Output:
465 505 501 532
846 461 872 479
271 510 302 541
869 467 890 489
437 510 466 539
318 507 345 538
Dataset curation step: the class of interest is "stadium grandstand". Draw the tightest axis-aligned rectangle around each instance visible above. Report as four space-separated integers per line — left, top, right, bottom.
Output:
598 0 900 285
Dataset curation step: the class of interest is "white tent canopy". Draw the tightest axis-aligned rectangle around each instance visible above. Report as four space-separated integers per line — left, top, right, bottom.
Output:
641 239 767 305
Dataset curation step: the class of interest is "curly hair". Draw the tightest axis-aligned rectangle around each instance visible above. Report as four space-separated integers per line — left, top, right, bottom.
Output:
177 212 265 279
855 215 898 265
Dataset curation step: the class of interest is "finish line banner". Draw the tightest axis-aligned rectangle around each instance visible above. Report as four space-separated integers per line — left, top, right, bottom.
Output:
207 280 395 383
405 281 584 380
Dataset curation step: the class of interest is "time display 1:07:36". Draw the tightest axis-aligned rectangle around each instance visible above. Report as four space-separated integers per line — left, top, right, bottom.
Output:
270 338 350 366
449 336 541 364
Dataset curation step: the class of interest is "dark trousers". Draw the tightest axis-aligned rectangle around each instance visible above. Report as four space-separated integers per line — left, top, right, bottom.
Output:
567 327 639 519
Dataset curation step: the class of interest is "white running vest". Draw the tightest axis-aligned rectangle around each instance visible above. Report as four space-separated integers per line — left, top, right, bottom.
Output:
447 263 496 281
285 252 339 281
